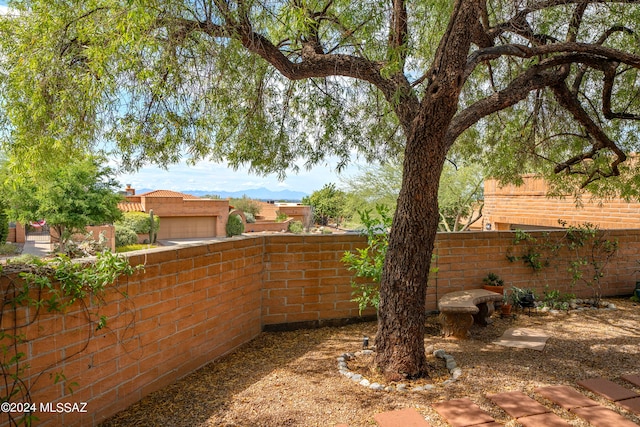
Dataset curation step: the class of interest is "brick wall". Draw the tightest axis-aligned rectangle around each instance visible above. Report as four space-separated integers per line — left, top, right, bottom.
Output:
484 175 640 230
2 231 639 426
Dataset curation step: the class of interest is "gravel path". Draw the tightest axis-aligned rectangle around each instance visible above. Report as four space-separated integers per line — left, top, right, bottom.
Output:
101 297 640 427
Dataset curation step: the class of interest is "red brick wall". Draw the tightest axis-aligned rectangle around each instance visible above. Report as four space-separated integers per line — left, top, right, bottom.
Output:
2 231 638 426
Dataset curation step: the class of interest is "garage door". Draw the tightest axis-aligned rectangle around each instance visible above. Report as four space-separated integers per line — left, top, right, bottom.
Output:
156 216 217 239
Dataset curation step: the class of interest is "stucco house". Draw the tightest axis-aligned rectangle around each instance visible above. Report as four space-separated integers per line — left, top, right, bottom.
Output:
119 186 229 239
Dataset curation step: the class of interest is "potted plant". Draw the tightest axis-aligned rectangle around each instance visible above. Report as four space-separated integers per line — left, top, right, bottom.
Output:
501 288 513 316
511 286 536 309
482 272 505 294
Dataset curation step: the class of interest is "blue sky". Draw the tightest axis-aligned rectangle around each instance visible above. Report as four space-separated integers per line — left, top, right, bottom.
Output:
114 159 357 194
0 2 359 194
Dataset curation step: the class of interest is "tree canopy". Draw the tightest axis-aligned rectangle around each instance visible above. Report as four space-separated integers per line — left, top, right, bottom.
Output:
2 0 640 380
1 155 123 252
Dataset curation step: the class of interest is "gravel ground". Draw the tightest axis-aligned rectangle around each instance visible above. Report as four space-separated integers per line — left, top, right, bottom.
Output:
101 297 640 427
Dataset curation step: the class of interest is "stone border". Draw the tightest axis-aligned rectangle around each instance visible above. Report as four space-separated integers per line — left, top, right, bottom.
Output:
337 345 462 392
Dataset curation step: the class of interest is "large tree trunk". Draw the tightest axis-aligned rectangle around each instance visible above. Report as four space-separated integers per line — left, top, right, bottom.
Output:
374 117 448 380
374 0 477 380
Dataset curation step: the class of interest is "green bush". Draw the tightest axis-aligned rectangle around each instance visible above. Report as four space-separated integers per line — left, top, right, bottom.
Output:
0 208 8 243
226 214 244 237
230 196 261 216
0 242 20 256
115 225 138 247
288 220 304 234
115 211 160 235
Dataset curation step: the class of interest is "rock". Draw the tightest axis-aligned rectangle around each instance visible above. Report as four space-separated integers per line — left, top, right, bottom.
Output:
608 303 617 310
396 383 407 391
425 344 435 354
370 383 384 391
384 386 394 392
446 360 457 370
549 309 560 315
337 356 345 362
359 379 371 387
451 368 462 379
351 374 362 382
338 361 347 369
433 349 446 358
443 379 456 385
411 386 424 392
423 384 436 390
361 349 374 355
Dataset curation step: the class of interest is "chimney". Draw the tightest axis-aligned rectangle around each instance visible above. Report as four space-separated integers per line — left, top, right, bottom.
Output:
125 184 135 196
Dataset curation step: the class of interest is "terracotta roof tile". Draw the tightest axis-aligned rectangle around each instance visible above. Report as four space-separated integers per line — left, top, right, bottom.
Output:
138 190 200 199
118 202 144 212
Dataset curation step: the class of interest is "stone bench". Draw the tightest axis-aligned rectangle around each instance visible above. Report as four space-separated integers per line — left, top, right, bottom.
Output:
438 289 503 339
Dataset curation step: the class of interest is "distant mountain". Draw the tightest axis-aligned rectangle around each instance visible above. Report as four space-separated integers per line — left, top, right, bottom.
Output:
133 187 308 201
189 188 309 201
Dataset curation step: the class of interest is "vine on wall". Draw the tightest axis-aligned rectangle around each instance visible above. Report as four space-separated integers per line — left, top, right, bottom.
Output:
0 251 142 426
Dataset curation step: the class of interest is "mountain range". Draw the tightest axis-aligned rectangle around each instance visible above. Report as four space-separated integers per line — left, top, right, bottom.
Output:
136 187 309 202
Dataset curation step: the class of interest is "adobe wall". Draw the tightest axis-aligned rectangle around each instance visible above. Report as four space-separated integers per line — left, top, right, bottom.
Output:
1 230 639 426
483 176 640 230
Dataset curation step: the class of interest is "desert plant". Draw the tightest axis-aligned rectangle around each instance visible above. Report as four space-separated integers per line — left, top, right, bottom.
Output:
116 211 160 235
275 211 288 222
245 212 256 223
226 214 244 237
288 220 304 234
482 273 504 287
115 225 138 247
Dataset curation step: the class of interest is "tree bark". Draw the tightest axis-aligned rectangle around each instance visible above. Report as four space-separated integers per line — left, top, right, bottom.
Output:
374 0 476 380
374 125 446 380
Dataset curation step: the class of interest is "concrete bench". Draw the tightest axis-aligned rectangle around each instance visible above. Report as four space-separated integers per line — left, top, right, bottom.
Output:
438 289 502 338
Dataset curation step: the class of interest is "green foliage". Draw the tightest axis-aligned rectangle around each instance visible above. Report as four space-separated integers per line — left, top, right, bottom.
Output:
288 220 304 234
0 242 20 256
275 211 288 222
245 213 256 224
115 211 160 235
0 208 8 243
0 251 141 424
342 206 393 314
302 183 347 226
342 159 484 231
230 196 262 216
482 273 504 287
508 222 618 304
115 225 138 248
539 287 575 310
116 243 157 253
1 155 123 253
226 214 244 237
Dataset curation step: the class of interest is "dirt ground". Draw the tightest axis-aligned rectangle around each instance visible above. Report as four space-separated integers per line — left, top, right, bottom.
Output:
100 298 640 427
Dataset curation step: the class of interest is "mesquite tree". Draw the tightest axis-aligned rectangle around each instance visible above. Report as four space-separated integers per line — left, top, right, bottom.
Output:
1 1 640 380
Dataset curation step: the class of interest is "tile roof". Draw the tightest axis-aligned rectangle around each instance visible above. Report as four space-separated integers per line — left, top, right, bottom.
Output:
118 202 144 212
138 190 200 199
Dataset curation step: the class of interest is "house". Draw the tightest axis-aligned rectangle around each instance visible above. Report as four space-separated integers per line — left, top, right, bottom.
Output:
483 175 640 230
119 186 229 239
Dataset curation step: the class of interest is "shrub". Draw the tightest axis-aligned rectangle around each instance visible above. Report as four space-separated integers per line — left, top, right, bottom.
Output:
115 225 138 247
0 209 8 243
230 196 261 216
288 220 304 234
226 214 244 237
115 211 160 235
0 242 20 256
245 212 256 223
275 211 288 222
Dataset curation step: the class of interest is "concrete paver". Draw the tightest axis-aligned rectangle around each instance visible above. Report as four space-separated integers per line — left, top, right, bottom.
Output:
487 391 549 418
373 408 432 427
572 405 640 427
622 374 640 388
577 378 638 401
517 412 571 427
617 396 640 415
431 398 495 427
535 385 598 410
